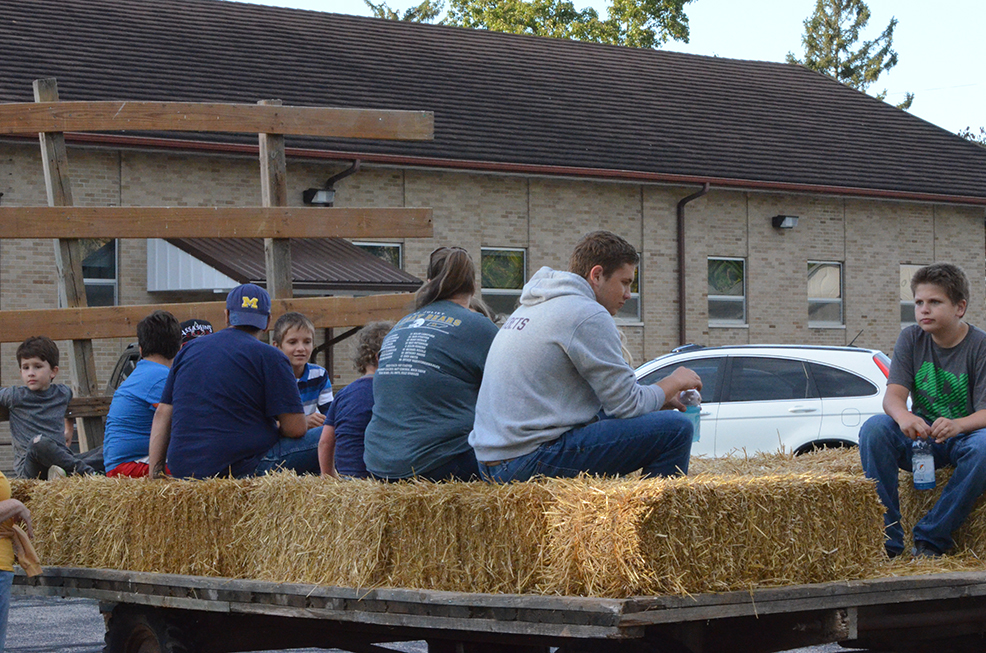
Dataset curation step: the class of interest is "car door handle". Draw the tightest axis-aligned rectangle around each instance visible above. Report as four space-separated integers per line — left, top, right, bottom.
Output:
700 411 712 417
788 406 818 413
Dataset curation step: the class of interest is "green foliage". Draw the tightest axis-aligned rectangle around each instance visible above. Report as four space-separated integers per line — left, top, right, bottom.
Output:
787 0 913 110
364 0 443 22
959 126 986 147
446 0 693 49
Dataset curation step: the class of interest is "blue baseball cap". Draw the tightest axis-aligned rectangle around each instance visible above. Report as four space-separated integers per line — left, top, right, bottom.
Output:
226 283 271 330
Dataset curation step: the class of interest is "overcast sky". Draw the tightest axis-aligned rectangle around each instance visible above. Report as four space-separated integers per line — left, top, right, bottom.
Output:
233 0 984 136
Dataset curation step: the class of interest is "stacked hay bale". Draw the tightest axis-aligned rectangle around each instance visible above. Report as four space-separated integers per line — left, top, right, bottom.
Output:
17 456 887 598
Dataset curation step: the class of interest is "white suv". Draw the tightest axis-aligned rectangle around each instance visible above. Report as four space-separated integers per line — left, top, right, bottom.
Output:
634 345 891 457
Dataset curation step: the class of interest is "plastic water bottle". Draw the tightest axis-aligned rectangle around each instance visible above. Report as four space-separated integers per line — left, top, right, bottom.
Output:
680 389 702 443
912 438 935 490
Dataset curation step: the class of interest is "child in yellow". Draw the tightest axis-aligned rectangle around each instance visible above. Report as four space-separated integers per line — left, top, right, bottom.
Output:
0 471 33 649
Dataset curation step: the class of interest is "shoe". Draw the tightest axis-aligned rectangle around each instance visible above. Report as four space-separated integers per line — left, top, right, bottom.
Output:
47 465 67 481
885 546 903 559
912 541 943 558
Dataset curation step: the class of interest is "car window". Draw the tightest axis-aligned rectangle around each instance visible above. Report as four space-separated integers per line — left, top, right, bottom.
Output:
638 357 722 403
725 357 810 402
808 362 878 398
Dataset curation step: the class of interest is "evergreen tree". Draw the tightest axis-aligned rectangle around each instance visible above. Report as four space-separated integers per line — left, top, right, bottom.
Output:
787 0 913 110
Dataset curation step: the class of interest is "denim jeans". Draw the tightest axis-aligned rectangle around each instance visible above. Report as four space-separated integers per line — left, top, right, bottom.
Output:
254 426 321 475
0 569 12 652
859 414 986 555
479 411 693 483
21 436 103 479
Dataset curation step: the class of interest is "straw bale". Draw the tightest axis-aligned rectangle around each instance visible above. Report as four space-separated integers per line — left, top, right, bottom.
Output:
539 473 885 597
898 467 986 556
28 476 252 577
689 447 862 477
10 479 39 505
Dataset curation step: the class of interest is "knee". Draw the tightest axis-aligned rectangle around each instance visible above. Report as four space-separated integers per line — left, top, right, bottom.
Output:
859 415 898 451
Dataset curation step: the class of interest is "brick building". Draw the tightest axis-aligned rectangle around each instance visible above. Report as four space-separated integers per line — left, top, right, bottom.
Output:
1 0 985 471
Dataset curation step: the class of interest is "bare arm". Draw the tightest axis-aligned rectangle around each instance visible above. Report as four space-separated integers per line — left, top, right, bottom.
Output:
306 412 326 429
147 403 173 479
318 424 338 478
656 367 703 411
0 499 32 539
64 418 74 448
277 412 308 439
883 383 930 440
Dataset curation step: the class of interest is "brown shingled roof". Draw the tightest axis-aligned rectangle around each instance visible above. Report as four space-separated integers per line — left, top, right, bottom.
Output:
167 238 422 293
1 0 985 203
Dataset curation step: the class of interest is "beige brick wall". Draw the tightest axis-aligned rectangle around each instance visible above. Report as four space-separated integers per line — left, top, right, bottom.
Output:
1 140 984 473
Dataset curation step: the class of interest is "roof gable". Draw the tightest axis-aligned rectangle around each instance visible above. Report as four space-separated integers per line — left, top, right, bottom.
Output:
1 0 984 202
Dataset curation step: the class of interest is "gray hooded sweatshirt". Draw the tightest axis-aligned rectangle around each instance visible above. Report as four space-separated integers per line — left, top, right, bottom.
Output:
469 267 665 462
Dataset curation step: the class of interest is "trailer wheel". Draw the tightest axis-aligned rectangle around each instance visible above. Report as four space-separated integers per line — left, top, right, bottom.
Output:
104 607 193 653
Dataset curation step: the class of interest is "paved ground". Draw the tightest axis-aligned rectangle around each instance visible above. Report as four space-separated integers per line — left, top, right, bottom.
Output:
4 595 864 653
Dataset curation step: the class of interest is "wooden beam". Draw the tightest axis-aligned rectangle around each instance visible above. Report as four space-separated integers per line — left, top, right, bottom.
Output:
0 206 433 239
33 78 103 451
0 101 434 140
259 99 292 300
0 294 413 343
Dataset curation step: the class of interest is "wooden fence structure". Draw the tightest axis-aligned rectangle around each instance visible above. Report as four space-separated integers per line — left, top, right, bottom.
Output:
0 78 434 449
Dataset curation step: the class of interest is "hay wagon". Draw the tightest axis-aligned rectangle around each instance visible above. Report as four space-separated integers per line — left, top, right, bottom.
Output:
14 565 986 652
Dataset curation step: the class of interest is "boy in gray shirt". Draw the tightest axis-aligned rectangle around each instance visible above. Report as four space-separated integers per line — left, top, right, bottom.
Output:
0 336 102 478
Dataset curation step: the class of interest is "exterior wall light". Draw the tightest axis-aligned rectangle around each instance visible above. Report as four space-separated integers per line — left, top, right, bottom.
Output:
772 215 799 230
302 159 361 207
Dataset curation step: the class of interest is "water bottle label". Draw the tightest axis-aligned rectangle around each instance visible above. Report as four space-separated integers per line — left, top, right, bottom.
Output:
913 455 935 490
685 405 701 442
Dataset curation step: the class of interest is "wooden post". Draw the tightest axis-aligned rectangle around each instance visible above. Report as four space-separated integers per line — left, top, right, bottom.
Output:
32 78 104 451
258 99 292 300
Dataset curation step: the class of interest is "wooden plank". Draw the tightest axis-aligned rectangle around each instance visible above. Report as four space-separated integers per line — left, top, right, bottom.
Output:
259 99 292 301
0 293 414 343
0 206 433 239
33 78 103 451
0 101 434 140
64 395 113 419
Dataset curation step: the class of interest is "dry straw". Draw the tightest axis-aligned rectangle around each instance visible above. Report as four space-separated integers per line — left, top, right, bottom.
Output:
17 453 887 598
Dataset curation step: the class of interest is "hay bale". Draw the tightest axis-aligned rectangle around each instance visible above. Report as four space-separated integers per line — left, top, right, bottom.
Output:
29 475 252 577
20 467 886 598
899 467 986 556
690 447 862 477
540 473 885 597
10 479 39 505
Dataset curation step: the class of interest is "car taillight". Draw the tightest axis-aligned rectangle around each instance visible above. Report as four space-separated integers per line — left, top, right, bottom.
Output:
873 353 891 378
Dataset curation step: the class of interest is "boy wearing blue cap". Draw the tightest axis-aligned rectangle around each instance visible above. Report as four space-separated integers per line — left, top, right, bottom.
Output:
147 283 313 478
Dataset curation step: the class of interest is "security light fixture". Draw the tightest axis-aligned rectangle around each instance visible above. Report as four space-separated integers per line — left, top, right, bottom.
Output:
772 215 799 230
302 159 361 207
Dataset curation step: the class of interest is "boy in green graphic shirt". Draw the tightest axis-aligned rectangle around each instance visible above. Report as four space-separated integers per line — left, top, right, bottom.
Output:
860 263 986 558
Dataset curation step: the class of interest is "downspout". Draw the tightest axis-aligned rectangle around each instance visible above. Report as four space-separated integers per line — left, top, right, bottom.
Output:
676 183 711 346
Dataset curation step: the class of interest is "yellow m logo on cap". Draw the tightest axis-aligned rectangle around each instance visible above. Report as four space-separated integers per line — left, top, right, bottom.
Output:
241 297 259 309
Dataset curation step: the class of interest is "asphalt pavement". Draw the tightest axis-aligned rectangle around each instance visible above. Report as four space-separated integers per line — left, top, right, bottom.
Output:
3 595 863 653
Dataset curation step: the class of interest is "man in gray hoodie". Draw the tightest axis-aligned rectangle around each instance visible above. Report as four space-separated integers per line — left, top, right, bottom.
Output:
469 231 702 482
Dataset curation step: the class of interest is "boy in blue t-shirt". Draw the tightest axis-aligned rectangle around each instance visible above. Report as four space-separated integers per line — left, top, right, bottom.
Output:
271 312 333 438
318 321 392 478
0 336 101 478
103 311 183 478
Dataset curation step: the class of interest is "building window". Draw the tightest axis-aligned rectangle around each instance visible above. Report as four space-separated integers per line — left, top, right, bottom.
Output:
808 262 843 326
81 238 117 307
481 248 526 317
708 258 746 325
354 242 403 269
900 264 925 327
616 264 641 322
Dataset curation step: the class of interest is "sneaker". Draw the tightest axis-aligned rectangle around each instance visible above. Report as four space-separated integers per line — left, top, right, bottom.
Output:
47 465 67 481
912 541 943 558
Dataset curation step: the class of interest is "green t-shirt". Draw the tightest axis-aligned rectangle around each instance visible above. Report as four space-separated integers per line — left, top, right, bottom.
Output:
889 324 986 423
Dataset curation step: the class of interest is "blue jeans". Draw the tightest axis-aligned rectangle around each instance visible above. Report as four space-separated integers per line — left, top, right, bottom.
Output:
254 426 321 475
479 411 693 483
370 449 480 482
0 570 12 651
859 414 986 555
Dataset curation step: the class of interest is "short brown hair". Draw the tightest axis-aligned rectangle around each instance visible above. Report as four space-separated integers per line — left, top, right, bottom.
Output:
138 311 182 360
569 231 639 280
16 336 60 368
271 312 316 346
353 321 393 374
911 263 970 305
